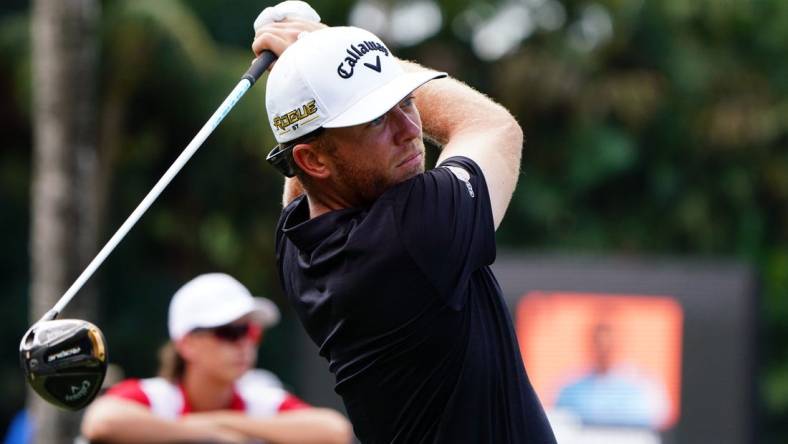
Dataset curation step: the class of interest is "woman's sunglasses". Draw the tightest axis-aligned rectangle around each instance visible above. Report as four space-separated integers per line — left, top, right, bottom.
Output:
194 323 262 343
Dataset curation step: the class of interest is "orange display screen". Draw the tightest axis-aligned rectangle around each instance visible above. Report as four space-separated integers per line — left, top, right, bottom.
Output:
516 292 683 430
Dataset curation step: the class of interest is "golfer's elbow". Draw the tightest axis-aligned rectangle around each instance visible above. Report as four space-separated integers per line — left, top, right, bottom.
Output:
501 110 524 164
486 113 523 188
474 101 523 169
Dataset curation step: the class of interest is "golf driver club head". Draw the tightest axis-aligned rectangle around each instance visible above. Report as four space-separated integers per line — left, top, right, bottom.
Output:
19 319 108 411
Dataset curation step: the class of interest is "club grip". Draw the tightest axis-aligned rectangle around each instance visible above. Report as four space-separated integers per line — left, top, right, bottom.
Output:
242 51 277 85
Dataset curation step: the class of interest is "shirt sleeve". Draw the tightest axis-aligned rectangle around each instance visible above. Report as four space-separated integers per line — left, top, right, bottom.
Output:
392 156 496 310
104 379 151 407
277 393 311 412
238 369 312 417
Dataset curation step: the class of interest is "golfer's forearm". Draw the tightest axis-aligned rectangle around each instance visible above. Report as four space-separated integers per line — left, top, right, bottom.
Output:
213 408 353 444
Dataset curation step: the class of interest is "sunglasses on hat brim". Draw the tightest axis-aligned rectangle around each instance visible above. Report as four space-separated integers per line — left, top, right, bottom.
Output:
266 127 325 177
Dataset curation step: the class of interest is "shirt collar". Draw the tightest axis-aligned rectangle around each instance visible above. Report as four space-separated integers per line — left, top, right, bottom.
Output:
281 195 362 251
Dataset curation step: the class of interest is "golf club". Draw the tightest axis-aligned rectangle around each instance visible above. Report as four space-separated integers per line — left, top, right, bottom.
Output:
19 319 108 411
19 52 273 411
20 0 321 410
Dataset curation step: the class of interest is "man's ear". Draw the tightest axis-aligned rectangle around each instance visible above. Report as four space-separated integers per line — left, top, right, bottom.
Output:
292 143 331 179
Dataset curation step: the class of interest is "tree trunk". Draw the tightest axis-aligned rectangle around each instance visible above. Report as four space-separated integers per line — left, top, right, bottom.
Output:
30 0 100 443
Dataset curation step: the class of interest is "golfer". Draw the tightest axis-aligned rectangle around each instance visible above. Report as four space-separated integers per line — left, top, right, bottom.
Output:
253 18 556 444
80 273 351 444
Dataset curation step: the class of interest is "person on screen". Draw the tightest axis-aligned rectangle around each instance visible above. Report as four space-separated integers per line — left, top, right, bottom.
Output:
555 318 669 429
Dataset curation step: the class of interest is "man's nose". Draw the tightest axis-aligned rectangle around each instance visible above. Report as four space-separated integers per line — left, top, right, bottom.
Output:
391 107 421 144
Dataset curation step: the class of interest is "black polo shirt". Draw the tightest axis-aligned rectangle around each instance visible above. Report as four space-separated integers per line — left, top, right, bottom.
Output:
275 157 555 443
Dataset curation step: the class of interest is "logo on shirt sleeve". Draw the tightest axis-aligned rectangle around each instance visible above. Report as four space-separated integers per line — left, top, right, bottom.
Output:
444 166 475 198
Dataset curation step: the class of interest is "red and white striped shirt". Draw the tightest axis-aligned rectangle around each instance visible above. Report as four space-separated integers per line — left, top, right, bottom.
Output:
106 369 309 419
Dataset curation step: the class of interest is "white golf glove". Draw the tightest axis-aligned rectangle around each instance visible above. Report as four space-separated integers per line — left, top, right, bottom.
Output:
253 1 321 32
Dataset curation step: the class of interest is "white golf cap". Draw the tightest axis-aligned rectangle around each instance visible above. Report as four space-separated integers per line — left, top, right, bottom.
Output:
168 273 280 340
265 26 446 144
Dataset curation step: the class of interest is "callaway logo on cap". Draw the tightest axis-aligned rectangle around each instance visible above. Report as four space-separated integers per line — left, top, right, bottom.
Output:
265 26 446 145
336 40 389 78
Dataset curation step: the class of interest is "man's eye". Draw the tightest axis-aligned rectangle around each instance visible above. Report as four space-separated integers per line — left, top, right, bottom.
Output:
401 96 415 108
369 115 385 126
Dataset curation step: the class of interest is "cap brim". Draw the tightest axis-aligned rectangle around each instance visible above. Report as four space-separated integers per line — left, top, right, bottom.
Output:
250 297 281 328
191 297 281 331
322 70 447 128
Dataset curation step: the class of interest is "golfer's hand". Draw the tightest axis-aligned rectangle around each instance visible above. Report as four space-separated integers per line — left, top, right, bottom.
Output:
252 19 327 59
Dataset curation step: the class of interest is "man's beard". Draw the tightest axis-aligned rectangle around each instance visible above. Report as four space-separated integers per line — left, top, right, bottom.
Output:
333 159 393 207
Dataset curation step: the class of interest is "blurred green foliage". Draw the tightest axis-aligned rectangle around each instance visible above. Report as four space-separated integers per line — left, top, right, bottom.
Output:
0 0 786 440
